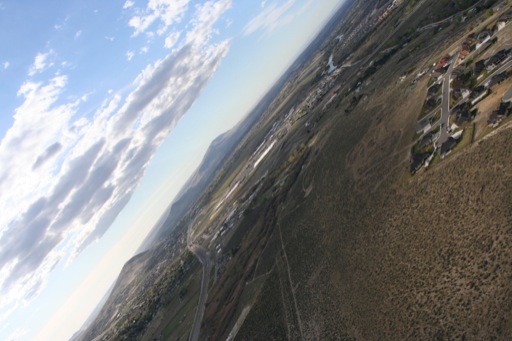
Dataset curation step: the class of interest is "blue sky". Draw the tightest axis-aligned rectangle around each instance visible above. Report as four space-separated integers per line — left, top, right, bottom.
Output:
0 0 345 340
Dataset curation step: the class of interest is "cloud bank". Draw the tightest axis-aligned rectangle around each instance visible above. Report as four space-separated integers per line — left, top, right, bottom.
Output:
0 0 231 322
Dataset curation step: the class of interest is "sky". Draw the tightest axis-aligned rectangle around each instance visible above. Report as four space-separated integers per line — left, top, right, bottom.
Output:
0 0 345 340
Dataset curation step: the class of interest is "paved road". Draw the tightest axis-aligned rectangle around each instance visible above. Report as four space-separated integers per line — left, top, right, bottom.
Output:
437 54 459 147
189 245 211 341
504 84 512 102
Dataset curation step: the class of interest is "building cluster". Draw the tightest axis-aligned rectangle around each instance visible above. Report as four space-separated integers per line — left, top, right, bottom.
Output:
295 66 343 118
337 0 401 57
410 13 512 174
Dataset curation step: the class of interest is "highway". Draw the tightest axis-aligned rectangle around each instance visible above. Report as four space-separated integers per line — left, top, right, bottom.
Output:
188 245 211 341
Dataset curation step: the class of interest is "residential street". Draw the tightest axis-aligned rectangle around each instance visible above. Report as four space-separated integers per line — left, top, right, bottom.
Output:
434 55 512 148
437 53 458 147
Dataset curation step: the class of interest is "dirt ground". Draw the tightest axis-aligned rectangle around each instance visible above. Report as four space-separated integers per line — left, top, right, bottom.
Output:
198 2 512 340
474 77 512 137
231 3 512 339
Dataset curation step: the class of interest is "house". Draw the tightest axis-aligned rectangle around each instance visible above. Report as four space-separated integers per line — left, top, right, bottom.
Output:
452 102 469 116
452 102 473 125
470 85 488 106
461 88 470 99
496 20 506 31
410 152 432 174
488 111 502 127
498 9 512 24
458 34 475 61
476 30 491 50
489 71 509 88
424 96 439 111
455 108 473 125
474 60 486 75
428 83 442 96
488 102 511 127
452 87 464 101
416 119 431 134
440 137 458 158
419 130 440 149
435 55 451 70
486 48 511 71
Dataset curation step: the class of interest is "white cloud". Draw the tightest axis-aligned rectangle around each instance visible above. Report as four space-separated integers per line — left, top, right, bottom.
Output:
2 61 8 70
164 31 180 49
0 0 232 325
123 0 135 9
53 16 70 31
5 327 28 341
140 46 149 54
74 30 82 39
185 0 232 47
127 0 190 37
126 51 135 61
243 0 309 36
104 36 115 41
0 75 79 316
28 50 54 76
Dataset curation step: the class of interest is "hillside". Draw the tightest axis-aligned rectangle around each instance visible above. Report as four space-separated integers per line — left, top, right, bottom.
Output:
73 1 512 339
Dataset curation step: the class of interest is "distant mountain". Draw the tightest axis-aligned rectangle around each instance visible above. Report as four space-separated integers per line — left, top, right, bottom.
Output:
69 281 116 341
70 250 153 341
138 98 269 250
73 3 359 338
138 3 354 249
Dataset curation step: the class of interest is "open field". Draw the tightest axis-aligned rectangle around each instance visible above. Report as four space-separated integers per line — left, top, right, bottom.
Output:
199 1 512 339
77 1 512 340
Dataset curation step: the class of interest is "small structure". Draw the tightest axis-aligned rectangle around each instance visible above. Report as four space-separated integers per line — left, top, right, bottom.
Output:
419 129 440 149
452 102 473 125
427 83 442 96
458 34 475 62
488 102 511 127
474 60 486 75
496 20 506 31
440 137 459 158
416 119 431 134
486 48 511 71
489 71 509 88
470 85 488 106
435 55 451 70
496 10 512 31
410 152 433 174
476 30 491 50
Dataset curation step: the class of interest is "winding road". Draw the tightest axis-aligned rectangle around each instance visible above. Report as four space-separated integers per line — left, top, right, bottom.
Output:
188 245 211 341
